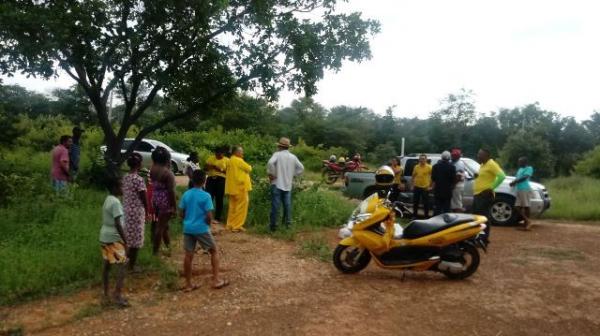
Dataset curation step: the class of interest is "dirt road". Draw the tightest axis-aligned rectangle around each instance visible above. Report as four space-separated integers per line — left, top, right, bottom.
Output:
2 222 599 336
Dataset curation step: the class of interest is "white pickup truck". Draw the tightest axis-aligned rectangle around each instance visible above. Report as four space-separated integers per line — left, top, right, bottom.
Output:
343 154 551 226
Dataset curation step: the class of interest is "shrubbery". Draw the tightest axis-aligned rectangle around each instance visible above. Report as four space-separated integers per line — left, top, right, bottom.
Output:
574 145 600 179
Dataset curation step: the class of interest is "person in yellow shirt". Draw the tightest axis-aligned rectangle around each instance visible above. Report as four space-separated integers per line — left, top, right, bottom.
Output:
473 148 505 243
225 146 252 232
205 146 229 224
389 157 404 202
412 154 432 218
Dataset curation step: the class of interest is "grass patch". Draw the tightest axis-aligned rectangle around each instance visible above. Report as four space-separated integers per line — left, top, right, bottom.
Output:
543 176 600 221
297 237 332 262
0 185 179 306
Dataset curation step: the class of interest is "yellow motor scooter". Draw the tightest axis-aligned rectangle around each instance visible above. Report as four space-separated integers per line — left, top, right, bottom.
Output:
333 166 488 279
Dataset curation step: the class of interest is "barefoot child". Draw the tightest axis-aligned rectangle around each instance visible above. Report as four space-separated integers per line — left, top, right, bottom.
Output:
99 177 129 307
179 170 229 291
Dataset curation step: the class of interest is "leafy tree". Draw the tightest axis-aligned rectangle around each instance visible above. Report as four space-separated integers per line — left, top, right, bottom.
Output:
583 111 600 146
429 88 476 149
574 145 600 179
278 97 328 145
372 141 397 165
551 117 594 176
50 85 94 125
499 130 555 179
0 84 52 118
1 0 379 175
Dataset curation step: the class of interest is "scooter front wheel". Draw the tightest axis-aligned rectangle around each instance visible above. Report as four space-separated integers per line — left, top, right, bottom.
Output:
441 244 480 280
333 245 371 274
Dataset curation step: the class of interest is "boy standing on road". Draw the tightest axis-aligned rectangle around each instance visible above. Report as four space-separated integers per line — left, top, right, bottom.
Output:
510 157 534 230
412 154 432 218
179 170 229 291
99 177 129 307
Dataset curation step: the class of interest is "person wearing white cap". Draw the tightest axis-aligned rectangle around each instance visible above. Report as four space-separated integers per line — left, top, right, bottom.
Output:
431 151 457 215
267 137 304 231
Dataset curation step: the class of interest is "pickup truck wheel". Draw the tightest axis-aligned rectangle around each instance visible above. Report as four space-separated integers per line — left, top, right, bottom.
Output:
489 194 519 226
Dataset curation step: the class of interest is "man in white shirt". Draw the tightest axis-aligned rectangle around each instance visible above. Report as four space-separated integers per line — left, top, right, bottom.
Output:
267 137 304 231
450 148 467 212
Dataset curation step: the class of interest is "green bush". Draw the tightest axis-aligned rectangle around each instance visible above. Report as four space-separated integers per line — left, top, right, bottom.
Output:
245 179 356 235
543 176 600 221
574 145 600 179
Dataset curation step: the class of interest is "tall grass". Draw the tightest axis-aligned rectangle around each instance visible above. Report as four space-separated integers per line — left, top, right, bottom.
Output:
543 176 600 221
0 186 167 305
245 180 356 239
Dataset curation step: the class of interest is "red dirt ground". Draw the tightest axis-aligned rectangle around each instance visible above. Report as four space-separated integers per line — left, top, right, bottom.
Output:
1 222 599 336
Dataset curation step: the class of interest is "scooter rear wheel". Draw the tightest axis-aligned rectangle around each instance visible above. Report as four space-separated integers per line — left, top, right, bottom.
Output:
441 244 480 280
333 245 371 274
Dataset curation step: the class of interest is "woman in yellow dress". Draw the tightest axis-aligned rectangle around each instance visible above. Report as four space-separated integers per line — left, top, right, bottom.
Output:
225 146 252 232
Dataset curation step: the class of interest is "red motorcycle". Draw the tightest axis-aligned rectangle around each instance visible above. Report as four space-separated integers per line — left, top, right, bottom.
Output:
322 156 367 184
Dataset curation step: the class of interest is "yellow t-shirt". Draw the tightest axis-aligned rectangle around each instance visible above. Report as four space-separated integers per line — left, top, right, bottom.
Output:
412 164 432 189
225 156 252 195
473 159 503 195
205 155 229 178
392 165 403 185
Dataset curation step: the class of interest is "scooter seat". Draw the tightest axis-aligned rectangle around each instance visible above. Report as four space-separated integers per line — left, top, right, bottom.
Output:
402 213 476 239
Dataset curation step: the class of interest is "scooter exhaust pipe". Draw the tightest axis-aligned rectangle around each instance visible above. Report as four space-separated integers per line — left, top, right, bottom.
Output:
438 261 465 273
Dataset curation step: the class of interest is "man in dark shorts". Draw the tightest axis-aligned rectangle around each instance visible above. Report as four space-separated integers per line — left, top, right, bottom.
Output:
179 170 229 291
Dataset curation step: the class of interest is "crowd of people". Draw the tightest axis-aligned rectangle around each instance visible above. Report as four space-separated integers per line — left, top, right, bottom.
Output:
49 130 536 307
389 148 535 240
51 134 304 306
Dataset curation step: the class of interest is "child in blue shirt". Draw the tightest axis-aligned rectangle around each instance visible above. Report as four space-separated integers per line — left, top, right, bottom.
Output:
179 170 229 291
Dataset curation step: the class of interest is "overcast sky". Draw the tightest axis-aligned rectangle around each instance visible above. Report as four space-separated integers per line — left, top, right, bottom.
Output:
4 0 600 120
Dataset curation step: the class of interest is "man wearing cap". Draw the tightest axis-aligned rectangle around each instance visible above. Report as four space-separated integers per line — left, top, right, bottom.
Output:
431 151 456 215
69 126 84 180
267 137 304 231
450 148 467 212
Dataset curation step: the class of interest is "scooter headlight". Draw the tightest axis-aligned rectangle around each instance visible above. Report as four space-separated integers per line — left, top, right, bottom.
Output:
338 227 352 239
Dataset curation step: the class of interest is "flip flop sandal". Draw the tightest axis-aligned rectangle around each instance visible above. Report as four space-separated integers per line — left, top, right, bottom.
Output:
212 279 230 289
181 284 201 293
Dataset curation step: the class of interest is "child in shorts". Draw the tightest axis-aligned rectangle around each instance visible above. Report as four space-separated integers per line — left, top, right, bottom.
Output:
99 177 129 307
179 170 229 291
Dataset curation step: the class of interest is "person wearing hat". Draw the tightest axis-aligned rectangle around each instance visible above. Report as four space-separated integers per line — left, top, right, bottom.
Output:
70 126 85 180
450 148 467 212
431 151 457 215
267 137 304 231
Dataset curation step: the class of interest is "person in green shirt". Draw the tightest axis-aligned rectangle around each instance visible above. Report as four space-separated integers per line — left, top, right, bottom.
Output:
473 149 505 243
99 177 129 307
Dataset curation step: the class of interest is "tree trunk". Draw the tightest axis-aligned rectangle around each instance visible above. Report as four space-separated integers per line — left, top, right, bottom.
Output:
103 137 124 180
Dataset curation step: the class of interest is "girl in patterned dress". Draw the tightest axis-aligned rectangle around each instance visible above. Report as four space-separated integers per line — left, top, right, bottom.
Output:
123 153 148 271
